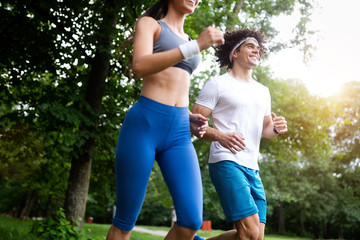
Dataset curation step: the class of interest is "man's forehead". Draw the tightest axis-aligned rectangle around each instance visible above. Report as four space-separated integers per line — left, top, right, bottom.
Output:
244 39 260 47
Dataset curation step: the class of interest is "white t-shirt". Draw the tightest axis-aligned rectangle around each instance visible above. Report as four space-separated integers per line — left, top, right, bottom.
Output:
195 73 271 170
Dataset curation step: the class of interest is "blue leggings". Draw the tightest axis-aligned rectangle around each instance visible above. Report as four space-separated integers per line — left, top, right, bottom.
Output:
112 95 203 231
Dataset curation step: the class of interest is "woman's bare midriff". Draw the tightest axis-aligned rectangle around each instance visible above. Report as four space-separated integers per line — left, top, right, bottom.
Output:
141 67 191 107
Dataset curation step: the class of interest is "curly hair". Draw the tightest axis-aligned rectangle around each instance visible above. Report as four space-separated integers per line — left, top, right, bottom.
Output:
215 28 267 69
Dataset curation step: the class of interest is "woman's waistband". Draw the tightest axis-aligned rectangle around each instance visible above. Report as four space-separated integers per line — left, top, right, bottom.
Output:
137 95 189 115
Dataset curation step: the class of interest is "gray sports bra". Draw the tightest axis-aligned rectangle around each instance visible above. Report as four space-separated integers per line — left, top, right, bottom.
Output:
153 20 200 75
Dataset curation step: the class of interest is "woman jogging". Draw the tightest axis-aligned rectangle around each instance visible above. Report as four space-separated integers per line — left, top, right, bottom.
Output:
106 0 224 239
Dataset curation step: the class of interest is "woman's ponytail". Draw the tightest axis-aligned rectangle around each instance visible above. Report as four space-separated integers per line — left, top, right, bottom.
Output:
141 0 168 20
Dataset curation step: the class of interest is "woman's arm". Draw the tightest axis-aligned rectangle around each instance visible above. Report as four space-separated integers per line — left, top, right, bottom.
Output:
132 17 224 77
132 17 184 77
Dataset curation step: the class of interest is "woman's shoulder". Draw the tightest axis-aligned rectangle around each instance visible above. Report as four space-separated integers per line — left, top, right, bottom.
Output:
135 16 162 38
136 16 159 28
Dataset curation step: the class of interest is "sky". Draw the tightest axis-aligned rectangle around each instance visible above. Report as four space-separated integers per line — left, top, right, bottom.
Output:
267 0 360 96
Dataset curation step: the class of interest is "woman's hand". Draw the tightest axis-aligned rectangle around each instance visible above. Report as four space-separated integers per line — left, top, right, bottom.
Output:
197 24 225 51
189 113 208 138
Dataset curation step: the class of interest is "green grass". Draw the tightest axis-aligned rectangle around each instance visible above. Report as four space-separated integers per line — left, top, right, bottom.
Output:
138 226 312 240
264 236 312 240
81 223 163 240
82 223 110 240
0 216 35 240
136 225 226 239
0 215 34 234
0 216 311 240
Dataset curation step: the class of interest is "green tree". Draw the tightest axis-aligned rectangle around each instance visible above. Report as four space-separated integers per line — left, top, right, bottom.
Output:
0 0 317 228
1 0 137 224
258 72 336 236
328 81 360 238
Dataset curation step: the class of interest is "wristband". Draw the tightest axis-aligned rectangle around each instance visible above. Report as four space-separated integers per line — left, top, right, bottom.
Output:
179 40 200 59
273 127 279 135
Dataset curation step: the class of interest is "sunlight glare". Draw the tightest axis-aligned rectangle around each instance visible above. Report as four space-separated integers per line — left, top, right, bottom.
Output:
268 0 360 97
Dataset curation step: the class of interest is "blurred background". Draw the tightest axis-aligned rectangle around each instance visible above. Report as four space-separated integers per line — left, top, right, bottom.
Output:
1 0 359 239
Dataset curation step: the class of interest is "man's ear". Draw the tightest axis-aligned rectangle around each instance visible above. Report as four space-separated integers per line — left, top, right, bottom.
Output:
232 50 238 61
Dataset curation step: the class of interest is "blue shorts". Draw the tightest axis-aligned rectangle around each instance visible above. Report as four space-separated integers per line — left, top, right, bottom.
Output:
209 161 266 223
112 95 203 231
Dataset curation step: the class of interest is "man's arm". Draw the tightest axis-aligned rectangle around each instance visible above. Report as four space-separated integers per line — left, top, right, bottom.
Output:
262 112 288 139
191 103 245 154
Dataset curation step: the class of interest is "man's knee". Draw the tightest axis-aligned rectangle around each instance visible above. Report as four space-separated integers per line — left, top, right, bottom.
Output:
237 225 259 240
247 225 260 240
234 215 261 240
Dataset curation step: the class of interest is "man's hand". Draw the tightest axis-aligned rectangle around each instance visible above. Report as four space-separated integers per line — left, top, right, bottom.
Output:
218 132 246 154
272 113 288 134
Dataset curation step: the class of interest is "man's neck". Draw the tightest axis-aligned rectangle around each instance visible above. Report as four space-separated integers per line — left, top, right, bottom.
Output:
229 67 253 82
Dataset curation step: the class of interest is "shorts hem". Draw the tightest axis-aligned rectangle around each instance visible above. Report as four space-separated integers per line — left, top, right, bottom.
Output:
112 219 134 232
176 222 201 231
226 209 258 223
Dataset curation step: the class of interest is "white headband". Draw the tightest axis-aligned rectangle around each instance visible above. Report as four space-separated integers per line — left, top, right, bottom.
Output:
229 37 259 63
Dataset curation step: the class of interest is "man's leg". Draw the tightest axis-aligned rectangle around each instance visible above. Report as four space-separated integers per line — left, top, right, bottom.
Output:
206 229 236 240
258 222 265 240
234 214 260 240
207 162 267 240
207 213 260 240
165 224 197 240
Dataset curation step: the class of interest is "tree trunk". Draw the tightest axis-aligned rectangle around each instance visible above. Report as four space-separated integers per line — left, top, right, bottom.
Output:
277 179 285 232
65 140 94 225
300 208 305 233
44 195 52 217
278 200 285 232
233 0 244 17
20 190 38 220
226 0 244 31
64 0 118 226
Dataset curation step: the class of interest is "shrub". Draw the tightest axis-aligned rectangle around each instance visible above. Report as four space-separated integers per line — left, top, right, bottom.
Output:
30 208 83 240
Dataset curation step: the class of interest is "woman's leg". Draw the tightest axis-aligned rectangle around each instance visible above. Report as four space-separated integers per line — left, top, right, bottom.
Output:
108 104 157 239
157 141 203 240
106 225 131 240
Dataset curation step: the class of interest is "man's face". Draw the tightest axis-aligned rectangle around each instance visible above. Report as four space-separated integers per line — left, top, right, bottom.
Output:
236 39 260 68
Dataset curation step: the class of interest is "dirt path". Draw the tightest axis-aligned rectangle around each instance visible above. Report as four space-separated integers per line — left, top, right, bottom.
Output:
133 226 168 236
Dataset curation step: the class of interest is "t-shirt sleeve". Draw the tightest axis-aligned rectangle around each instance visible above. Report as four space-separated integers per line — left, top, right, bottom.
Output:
195 78 219 110
264 87 271 116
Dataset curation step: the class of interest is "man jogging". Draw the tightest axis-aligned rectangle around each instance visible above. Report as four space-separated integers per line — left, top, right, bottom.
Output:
192 28 288 240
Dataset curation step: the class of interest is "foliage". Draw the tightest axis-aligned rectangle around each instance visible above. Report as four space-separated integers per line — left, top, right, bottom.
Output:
30 208 83 240
326 81 360 239
2 0 360 239
333 81 360 163
257 71 339 237
0 179 26 215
